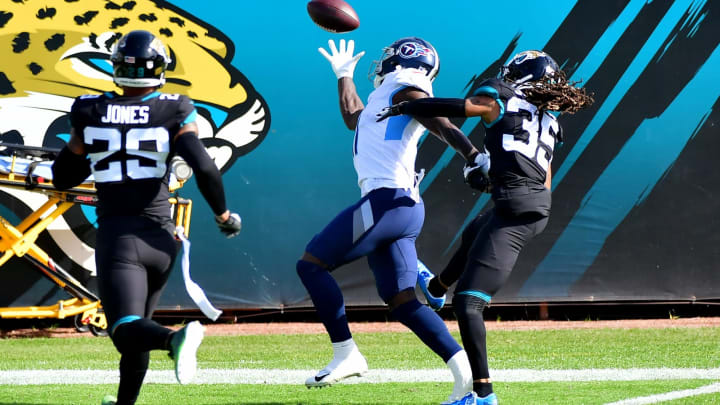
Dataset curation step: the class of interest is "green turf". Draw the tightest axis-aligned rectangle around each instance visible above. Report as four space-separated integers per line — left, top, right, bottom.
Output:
2 327 720 404
0 381 715 405
1 327 719 370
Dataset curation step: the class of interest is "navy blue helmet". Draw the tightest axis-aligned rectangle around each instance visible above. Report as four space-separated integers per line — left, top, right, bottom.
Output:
501 50 559 85
111 30 170 88
369 37 439 88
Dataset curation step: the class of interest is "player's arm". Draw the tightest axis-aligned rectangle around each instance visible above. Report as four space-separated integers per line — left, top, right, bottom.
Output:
318 39 366 130
378 95 500 123
393 88 479 163
173 122 240 237
338 77 364 130
51 128 91 190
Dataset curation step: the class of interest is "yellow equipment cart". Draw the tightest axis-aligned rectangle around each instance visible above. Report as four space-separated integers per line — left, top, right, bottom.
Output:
0 143 192 336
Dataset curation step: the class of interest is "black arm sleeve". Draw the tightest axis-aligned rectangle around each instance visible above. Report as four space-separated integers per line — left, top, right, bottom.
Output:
174 132 227 216
401 97 466 118
51 146 91 190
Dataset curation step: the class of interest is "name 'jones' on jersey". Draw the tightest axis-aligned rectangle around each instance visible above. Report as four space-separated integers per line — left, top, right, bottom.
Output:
101 105 150 124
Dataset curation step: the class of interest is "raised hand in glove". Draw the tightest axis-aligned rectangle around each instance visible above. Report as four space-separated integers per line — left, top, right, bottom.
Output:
463 152 492 192
318 39 365 79
376 101 408 122
216 212 242 238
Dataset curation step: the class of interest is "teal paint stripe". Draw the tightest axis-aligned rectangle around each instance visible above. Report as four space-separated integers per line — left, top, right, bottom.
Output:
553 0 700 188
520 43 720 297
442 194 491 256
419 118 478 194
457 289 492 303
568 0 647 84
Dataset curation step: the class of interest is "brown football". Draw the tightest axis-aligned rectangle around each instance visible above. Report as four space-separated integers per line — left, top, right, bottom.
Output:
307 0 360 33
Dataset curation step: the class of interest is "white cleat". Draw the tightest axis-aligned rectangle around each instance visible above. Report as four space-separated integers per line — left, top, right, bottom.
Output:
305 348 368 388
169 321 205 384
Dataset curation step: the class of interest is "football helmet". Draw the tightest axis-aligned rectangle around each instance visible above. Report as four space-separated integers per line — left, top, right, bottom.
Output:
368 37 439 88
501 50 559 85
111 30 170 88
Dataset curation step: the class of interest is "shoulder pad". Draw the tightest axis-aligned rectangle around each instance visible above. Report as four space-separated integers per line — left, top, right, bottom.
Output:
390 68 434 96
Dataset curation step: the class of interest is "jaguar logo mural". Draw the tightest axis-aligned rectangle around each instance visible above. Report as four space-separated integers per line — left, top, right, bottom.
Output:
0 0 270 278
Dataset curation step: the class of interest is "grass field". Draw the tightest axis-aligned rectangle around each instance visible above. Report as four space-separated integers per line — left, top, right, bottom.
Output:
1 326 719 404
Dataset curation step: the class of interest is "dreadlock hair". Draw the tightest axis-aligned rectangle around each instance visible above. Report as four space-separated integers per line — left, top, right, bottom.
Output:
520 70 594 114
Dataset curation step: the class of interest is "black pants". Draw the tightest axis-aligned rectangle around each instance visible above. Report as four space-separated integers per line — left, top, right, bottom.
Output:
96 216 178 405
442 209 548 297
96 217 178 328
446 208 548 383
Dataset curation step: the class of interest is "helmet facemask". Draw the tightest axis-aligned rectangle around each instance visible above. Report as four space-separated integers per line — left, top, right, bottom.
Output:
111 31 171 88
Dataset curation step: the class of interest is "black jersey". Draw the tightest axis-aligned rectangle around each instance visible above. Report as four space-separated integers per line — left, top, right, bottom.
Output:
70 91 196 223
474 78 560 217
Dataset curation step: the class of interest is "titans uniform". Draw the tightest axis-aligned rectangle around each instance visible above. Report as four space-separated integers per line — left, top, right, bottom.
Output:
69 91 195 331
298 66 466 376
303 69 433 303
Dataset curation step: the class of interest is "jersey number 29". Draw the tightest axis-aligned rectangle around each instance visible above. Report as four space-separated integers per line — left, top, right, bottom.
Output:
84 126 170 183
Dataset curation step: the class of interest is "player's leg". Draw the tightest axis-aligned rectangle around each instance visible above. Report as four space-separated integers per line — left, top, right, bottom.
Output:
298 192 387 387
370 239 473 403
366 195 473 403
96 223 181 404
140 230 204 385
453 212 548 403
425 212 493 300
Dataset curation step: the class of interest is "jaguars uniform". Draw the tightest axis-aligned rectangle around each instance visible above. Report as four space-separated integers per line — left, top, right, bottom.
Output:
449 77 560 299
66 91 197 332
476 78 559 217
70 91 194 229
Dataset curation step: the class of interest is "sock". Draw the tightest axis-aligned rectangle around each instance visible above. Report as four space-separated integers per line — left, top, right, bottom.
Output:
447 350 473 397
331 337 357 359
390 299 461 362
111 318 173 354
319 338 361 372
454 294 491 379
116 351 149 405
297 260 352 342
475 382 494 398
428 277 447 298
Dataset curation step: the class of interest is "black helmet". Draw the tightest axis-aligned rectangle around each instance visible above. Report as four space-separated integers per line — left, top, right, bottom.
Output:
501 50 559 85
111 30 169 88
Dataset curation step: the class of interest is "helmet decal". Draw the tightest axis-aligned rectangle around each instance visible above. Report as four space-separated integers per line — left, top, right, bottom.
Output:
398 42 432 59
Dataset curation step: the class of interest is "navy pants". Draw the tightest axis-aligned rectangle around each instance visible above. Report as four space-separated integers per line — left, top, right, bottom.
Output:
306 187 423 302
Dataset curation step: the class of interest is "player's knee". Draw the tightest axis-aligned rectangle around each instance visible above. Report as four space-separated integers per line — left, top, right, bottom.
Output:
452 292 488 321
386 289 417 312
296 258 327 282
111 322 136 354
388 294 423 320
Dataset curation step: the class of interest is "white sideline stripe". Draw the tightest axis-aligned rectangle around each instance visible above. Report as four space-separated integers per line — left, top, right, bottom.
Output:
604 382 720 404
1 368 720 385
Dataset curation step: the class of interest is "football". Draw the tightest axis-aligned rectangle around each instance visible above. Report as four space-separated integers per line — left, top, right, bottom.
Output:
307 0 360 33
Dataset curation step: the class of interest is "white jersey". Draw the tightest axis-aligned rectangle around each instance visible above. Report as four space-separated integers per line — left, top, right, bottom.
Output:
353 68 433 200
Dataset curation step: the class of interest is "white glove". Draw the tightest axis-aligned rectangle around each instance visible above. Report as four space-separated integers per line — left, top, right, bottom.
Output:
318 39 365 79
463 152 491 192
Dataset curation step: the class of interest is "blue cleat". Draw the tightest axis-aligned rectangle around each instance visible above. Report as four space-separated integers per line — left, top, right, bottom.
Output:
417 260 446 311
477 392 498 405
442 391 477 405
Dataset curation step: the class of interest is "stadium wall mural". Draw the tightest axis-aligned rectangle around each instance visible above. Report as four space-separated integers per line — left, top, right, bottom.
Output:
0 0 717 310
